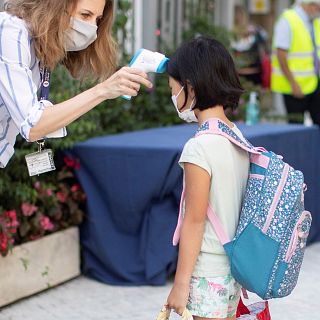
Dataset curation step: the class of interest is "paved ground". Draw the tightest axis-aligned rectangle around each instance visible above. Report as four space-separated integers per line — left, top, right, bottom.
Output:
0 242 319 320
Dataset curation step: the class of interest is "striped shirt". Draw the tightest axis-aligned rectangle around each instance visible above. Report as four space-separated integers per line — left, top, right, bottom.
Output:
0 12 66 168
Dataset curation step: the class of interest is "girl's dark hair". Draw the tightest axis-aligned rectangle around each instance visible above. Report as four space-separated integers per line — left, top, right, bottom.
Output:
167 36 244 110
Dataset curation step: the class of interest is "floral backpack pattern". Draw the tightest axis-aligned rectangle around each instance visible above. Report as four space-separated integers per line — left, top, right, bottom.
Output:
173 118 312 300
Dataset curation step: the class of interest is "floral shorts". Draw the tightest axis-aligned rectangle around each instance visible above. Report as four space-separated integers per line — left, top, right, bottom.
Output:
187 274 241 319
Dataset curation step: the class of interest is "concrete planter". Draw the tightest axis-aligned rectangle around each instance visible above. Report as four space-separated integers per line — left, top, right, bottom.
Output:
0 227 80 307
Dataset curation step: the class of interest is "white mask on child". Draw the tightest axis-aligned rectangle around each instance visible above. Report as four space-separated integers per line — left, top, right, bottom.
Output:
171 86 198 123
65 17 98 51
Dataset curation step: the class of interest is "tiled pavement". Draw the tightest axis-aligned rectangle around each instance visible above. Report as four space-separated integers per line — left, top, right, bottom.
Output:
1 242 319 320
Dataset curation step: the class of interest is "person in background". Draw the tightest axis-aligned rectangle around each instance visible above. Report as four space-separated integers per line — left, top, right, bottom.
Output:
0 0 152 168
231 5 269 87
271 0 320 124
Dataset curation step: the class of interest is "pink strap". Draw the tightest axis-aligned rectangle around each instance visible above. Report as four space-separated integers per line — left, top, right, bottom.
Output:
207 204 230 245
250 153 270 169
172 188 185 245
173 188 230 246
196 118 261 155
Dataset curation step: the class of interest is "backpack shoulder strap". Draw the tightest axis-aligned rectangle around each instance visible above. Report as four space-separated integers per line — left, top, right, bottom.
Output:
195 118 261 155
173 186 230 246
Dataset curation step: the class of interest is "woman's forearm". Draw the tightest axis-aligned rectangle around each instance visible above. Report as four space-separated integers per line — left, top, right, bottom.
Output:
29 84 106 142
28 67 152 142
174 218 205 286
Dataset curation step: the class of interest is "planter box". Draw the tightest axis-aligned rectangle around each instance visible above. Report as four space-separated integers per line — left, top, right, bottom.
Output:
0 226 80 307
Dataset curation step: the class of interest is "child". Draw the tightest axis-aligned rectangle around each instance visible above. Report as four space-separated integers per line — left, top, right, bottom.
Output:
166 36 249 320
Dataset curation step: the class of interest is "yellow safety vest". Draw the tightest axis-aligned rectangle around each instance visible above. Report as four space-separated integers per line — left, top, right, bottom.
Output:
271 9 320 94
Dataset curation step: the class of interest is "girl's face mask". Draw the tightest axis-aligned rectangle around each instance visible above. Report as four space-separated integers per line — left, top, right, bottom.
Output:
65 17 98 51
171 86 198 123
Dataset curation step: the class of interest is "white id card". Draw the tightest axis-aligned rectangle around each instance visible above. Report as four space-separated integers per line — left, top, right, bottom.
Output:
25 149 56 176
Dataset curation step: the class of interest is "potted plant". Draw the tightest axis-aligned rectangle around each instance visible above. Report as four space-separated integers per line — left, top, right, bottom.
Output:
0 154 85 307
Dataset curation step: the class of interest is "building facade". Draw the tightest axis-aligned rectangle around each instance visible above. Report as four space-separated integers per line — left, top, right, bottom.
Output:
119 0 293 54
0 0 293 54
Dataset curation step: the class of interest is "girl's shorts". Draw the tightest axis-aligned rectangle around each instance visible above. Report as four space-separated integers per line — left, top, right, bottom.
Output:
187 274 241 319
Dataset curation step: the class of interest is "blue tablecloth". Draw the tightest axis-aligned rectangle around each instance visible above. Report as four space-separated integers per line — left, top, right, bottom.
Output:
71 123 320 286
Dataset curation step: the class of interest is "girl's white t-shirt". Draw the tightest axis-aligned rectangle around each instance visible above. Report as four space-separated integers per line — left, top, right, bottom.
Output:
179 124 250 277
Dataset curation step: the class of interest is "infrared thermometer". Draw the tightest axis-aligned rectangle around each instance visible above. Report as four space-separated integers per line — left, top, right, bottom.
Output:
122 48 169 100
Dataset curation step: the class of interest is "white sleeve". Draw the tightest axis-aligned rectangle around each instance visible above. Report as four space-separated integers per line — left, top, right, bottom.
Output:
0 18 66 141
39 100 67 139
179 138 211 176
273 17 291 50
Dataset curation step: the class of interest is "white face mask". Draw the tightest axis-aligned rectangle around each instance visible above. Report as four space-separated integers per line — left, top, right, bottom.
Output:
171 86 198 123
65 17 98 52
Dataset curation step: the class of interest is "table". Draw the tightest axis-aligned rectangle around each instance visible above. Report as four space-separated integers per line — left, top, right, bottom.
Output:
71 123 320 286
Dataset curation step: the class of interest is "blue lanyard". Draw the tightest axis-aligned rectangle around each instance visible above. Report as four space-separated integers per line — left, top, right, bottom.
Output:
37 67 51 145
39 67 51 101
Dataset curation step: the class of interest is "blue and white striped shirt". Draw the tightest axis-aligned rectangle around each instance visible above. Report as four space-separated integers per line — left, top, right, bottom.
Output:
0 12 66 168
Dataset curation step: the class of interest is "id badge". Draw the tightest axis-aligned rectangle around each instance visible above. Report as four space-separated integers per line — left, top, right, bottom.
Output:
25 149 56 176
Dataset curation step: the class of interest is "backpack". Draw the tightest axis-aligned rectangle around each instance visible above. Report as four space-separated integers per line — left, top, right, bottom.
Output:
173 118 312 300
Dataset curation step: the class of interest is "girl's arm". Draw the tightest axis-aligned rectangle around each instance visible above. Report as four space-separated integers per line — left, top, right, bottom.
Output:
167 162 210 315
29 67 152 141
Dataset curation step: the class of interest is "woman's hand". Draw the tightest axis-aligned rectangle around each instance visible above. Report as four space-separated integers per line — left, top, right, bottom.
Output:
97 66 153 100
166 282 190 316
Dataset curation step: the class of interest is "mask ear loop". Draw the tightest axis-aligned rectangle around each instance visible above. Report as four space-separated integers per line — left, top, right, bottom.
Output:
189 98 196 110
177 86 191 112
180 97 196 113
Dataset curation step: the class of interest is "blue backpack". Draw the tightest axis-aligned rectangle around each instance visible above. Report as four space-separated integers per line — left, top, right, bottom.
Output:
173 118 312 300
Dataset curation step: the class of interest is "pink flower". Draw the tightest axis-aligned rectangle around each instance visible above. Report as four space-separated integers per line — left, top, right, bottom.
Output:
21 203 38 217
6 219 19 233
71 184 81 193
74 159 80 170
34 181 41 190
56 192 67 203
0 232 9 254
46 189 53 196
4 210 19 233
208 282 224 292
5 210 16 220
64 156 75 168
63 156 81 170
39 216 54 231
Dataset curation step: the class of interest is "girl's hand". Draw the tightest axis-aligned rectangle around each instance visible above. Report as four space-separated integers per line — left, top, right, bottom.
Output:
97 66 153 100
166 282 190 316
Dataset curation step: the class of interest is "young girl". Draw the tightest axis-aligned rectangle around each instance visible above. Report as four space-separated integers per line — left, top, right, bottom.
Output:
166 37 249 320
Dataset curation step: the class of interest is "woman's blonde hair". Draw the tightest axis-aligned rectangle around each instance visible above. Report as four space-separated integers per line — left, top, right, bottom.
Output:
6 0 118 80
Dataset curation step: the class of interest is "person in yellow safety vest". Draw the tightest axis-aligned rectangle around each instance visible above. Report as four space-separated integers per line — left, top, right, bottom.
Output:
272 0 320 125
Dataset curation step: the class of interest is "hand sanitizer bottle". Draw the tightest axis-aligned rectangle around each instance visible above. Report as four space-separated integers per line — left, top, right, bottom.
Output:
246 91 259 125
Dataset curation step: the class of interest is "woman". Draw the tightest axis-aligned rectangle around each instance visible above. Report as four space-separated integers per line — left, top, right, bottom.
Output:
0 0 152 168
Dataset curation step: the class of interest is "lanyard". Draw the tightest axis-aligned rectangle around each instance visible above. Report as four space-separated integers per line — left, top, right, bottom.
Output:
37 67 51 145
25 67 56 176
39 67 51 101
